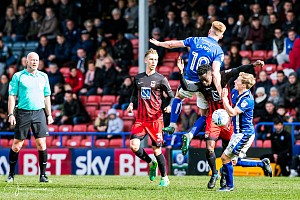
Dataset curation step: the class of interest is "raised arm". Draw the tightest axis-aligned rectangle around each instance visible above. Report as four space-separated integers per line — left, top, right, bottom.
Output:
212 61 222 97
149 38 185 49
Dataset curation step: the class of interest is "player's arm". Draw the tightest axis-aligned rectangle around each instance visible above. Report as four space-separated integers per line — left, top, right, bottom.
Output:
177 57 199 92
44 96 53 124
149 38 185 49
161 77 175 113
127 77 138 113
212 61 222 97
224 60 264 80
8 95 17 125
222 88 242 117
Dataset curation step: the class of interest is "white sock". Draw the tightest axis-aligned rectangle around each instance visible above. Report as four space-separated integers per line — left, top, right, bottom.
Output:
169 122 176 128
186 132 193 140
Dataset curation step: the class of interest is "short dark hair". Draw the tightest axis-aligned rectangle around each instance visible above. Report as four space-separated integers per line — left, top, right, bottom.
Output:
277 70 284 75
197 64 212 76
274 117 283 125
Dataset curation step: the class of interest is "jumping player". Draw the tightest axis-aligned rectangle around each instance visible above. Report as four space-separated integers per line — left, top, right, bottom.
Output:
150 21 226 135
127 48 174 186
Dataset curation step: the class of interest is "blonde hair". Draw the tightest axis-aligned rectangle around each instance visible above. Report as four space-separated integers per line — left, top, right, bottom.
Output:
144 48 158 58
239 72 256 89
211 21 226 36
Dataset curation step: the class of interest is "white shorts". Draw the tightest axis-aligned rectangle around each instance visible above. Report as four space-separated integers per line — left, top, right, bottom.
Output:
224 133 255 159
178 80 208 109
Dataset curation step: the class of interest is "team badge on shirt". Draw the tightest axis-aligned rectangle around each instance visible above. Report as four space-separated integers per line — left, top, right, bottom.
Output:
141 87 151 99
150 81 156 87
241 100 248 108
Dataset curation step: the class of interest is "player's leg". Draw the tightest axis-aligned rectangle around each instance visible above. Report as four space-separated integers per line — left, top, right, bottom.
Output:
148 120 169 186
7 109 31 182
182 92 208 155
32 109 50 182
129 121 155 181
206 139 220 189
220 152 234 191
234 134 272 177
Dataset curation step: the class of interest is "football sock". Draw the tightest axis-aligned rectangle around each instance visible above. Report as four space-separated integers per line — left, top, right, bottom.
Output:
9 149 19 174
206 150 217 174
170 98 182 125
223 162 234 188
155 153 167 177
38 149 48 175
134 147 152 163
236 158 264 167
187 116 207 139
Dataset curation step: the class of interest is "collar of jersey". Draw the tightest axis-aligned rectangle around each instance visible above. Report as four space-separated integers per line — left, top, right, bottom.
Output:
23 69 39 77
207 36 218 42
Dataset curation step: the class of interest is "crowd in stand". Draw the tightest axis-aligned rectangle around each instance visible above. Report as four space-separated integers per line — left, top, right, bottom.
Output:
0 1 300 170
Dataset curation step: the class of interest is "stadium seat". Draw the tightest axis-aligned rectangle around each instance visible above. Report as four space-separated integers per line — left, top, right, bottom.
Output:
277 64 283 71
191 105 199 113
129 67 139 77
87 124 96 132
73 124 87 132
251 50 267 60
66 135 82 147
100 95 116 106
52 110 62 118
99 105 112 112
46 136 54 147
158 66 172 76
200 140 206 148
262 64 277 75
255 140 263 147
48 124 59 132
123 120 133 132
239 50 252 58
125 138 130 147
58 125 73 132
116 109 123 118
109 138 123 148
169 80 179 91
296 140 300 145
190 139 200 148
266 50 273 59
81 136 92 147
215 139 222 148
95 139 109 147
133 48 138 61
263 140 271 148
172 66 180 72
0 139 9 147
85 106 98 117
86 95 101 107
59 67 70 77
189 94 197 105
162 61 175 67
164 52 179 60
52 136 68 147
12 41 26 51
79 95 87 105
123 110 137 120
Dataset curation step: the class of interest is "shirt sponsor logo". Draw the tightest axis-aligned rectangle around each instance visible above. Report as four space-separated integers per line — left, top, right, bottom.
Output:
141 87 151 99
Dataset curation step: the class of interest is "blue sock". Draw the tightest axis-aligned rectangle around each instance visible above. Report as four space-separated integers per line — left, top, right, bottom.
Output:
236 158 264 167
223 162 234 188
170 98 182 124
189 116 206 137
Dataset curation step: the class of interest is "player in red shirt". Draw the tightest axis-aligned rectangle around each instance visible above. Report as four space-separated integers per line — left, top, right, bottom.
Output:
127 48 174 187
177 57 264 189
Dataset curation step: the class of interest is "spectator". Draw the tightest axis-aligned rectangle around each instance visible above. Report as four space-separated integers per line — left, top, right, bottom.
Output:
254 87 268 118
0 39 13 75
103 8 128 40
100 57 117 95
72 30 95 60
192 15 209 37
17 56 27 72
257 101 277 140
26 10 43 41
254 70 273 95
124 0 138 34
13 5 30 42
55 91 90 125
0 7 16 43
65 67 84 94
99 39 114 57
262 5 276 27
94 110 108 138
113 77 134 110
58 0 77 23
37 7 59 40
205 4 219 21
281 11 299 34
149 27 165 65
222 15 235 49
47 62 65 92
49 0 61 17
83 19 97 41
276 29 300 65
48 34 71 67
72 48 88 73
228 45 242 68
181 105 198 132
79 60 102 96
0 74 9 102
268 87 284 106
35 0 47 17
289 155 300 177
222 54 231 70
268 28 284 64
284 72 300 110
95 47 112 69
264 14 281 50
107 108 124 139
283 38 300 73
248 3 263 22
36 36 54 65
242 17 265 51
162 10 179 39
260 117 292 176
176 13 193 40
231 14 250 47
51 82 65 110
113 32 133 69
63 19 81 48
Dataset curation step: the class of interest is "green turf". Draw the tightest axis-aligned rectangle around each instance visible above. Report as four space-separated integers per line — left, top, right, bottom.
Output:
1 175 300 200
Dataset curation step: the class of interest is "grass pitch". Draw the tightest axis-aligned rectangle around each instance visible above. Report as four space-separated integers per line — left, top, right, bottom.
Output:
1 175 300 200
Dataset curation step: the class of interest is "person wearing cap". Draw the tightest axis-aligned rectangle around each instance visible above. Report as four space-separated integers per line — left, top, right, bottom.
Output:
284 72 300 110
71 29 95 60
106 108 124 139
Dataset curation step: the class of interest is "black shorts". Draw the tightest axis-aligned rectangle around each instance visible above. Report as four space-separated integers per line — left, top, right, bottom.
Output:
14 109 49 140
